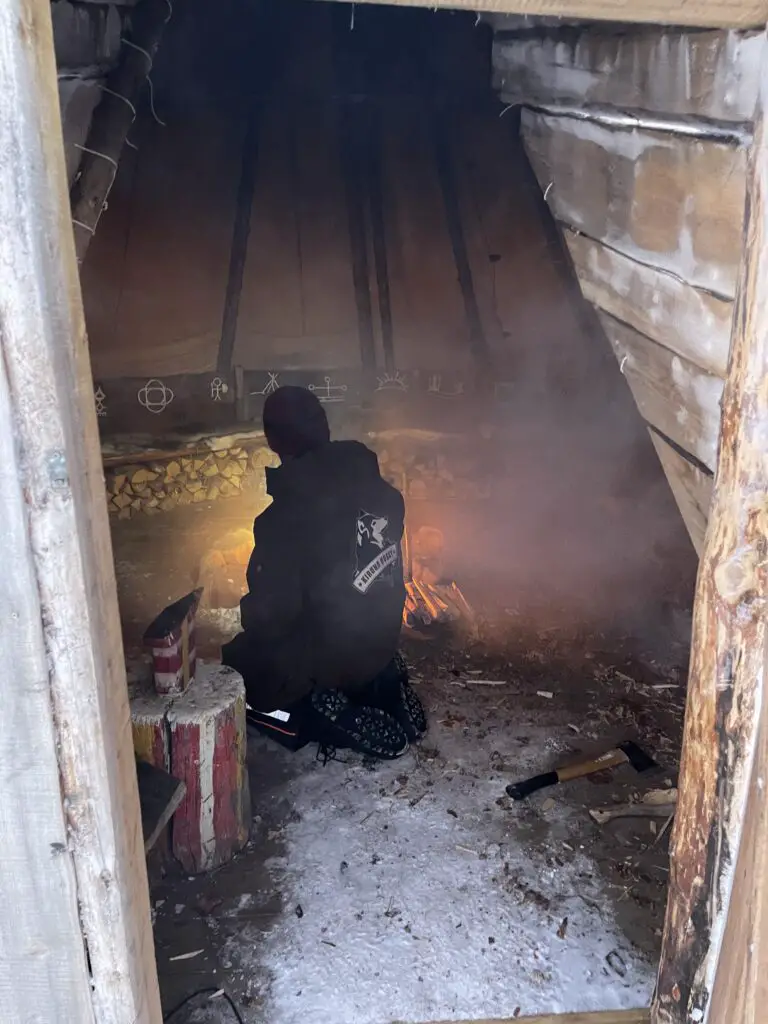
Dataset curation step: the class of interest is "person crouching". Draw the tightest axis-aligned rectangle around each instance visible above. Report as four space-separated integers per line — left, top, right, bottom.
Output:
222 386 426 759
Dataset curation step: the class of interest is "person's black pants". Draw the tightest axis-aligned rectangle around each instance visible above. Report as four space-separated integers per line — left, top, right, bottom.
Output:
246 654 425 759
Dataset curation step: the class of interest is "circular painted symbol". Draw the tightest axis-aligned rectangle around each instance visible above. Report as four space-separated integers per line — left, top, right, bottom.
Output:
138 378 174 414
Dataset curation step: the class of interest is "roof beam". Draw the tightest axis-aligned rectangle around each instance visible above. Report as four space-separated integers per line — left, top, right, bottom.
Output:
324 0 768 30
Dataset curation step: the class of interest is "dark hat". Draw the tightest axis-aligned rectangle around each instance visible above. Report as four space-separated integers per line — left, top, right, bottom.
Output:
262 386 330 459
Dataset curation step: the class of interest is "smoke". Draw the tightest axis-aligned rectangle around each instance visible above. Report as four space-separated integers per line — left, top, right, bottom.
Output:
395 280 698 652
102 0 698 661
374 79 699 653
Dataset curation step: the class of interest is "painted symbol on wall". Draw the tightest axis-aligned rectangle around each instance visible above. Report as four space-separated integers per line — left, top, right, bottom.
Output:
138 378 174 414
375 371 408 392
309 376 348 404
250 371 280 397
94 385 107 417
210 377 228 401
427 374 464 398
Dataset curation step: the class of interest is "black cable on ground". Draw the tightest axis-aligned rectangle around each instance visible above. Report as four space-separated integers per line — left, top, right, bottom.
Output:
163 986 246 1024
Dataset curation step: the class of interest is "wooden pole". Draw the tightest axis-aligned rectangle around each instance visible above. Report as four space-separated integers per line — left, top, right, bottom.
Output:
70 0 172 264
0 2 162 1022
653 32 768 1024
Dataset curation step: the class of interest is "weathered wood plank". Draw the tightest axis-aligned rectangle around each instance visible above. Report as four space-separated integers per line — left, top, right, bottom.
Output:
136 760 186 854
0 1 161 1021
599 312 723 470
654 34 768 1024
482 13 587 28
565 230 733 376
493 26 763 119
417 1010 650 1024
522 110 747 296
332 0 768 29
0 224 97 1023
648 431 714 555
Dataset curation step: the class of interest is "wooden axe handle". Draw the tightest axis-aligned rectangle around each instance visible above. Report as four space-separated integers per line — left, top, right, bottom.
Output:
556 748 628 782
507 747 629 800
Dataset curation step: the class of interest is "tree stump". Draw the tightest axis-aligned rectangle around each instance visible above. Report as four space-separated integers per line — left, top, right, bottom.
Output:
128 662 251 873
168 663 251 873
130 675 172 771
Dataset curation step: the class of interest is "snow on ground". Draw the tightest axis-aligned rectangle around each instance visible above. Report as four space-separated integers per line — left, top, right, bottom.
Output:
210 673 656 1024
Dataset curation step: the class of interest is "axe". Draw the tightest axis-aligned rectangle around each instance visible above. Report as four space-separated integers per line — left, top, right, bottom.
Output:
506 741 657 801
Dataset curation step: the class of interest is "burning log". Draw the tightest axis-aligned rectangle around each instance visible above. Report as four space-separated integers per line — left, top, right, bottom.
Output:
403 578 474 628
400 471 475 629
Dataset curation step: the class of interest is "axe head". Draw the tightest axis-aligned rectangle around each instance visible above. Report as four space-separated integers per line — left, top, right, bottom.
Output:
618 740 657 773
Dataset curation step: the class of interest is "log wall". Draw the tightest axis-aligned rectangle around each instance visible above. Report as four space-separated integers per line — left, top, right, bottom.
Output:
490 21 764 553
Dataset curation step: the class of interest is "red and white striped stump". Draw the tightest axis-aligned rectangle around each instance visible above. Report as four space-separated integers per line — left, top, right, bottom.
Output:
129 662 251 873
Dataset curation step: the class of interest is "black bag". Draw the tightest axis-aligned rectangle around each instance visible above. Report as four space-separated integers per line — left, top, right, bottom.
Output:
245 705 308 751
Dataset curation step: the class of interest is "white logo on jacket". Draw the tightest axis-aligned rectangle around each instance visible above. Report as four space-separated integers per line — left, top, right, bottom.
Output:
357 513 388 550
354 510 398 593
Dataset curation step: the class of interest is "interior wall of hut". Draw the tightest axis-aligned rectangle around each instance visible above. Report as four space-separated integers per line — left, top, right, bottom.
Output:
486 16 762 556
54 1 728 1020
66 0 699 640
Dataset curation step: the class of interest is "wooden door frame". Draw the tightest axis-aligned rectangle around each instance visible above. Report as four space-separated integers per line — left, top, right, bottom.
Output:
1 1 766 1022
0 1 161 1020
652 29 768 1024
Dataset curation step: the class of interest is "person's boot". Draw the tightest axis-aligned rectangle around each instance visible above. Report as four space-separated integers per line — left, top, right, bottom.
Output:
305 688 409 760
361 653 427 742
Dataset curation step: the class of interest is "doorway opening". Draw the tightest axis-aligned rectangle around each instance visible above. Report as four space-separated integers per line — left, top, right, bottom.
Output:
74 1 697 1020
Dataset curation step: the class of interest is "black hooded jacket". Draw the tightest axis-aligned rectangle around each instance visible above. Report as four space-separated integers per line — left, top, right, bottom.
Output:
226 440 405 711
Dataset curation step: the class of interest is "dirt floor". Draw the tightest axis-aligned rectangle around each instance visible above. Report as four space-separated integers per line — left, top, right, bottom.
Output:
113 468 691 1024
143 617 685 1024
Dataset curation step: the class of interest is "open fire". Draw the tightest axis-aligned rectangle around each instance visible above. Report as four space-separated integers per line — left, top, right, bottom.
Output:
195 523 474 631
403 577 475 628
402 523 475 629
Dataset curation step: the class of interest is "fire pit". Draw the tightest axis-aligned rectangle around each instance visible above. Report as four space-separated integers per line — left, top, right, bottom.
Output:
194 522 472 632
403 525 474 629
